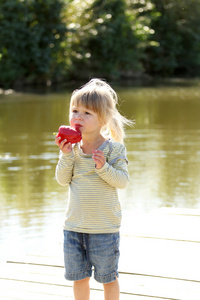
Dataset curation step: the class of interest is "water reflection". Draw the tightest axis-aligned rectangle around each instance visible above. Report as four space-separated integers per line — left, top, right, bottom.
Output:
0 84 200 258
124 128 200 212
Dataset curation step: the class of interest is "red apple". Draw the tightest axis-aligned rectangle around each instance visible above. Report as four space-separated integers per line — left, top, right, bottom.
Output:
56 125 82 144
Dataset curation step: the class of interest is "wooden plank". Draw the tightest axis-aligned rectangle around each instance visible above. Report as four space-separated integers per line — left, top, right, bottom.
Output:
5 238 200 285
4 230 200 283
1 261 200 300
120 236 200 282
0 278 74 300
119 273 200 300
121 210 200 243
0 277 166 300
4 213 200 282
1 209 200 299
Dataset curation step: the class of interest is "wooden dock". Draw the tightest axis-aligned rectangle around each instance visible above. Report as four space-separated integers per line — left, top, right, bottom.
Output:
1 208 200 300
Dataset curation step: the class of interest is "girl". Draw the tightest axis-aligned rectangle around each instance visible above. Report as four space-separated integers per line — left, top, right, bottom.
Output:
55 79 132 300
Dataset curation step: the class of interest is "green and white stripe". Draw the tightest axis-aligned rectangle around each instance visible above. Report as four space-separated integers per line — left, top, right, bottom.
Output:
56 140 129 234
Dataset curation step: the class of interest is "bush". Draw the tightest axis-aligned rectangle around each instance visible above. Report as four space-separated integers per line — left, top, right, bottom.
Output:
65 0 146 80
1 0 200 88
0 0 66 88
145 0 200 76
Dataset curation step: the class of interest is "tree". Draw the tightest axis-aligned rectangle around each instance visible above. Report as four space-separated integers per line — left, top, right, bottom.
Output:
145 0 200 76
0 0 66 87
66 0 145 79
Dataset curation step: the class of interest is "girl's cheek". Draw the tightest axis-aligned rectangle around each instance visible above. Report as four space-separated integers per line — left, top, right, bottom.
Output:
70 116 75 125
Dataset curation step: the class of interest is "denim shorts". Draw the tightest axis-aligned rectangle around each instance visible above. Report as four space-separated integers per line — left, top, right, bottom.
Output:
63 230 120 284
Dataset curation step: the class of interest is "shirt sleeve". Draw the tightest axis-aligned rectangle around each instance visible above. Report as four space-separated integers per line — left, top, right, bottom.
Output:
55 150 75 186
95 143 129 189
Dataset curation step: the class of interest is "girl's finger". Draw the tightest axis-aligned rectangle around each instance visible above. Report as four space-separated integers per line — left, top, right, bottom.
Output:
55 137 61 145
92 153 103 161
92 150 104 158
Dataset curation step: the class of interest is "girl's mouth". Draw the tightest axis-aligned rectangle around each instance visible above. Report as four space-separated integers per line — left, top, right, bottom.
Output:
75 124 82 131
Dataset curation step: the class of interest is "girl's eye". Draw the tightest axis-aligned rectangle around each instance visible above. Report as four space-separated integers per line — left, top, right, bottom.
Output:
72 109 78 113
85 111 90 115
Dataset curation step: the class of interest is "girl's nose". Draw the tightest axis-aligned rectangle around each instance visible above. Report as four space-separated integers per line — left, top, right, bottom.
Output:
76 112 82 120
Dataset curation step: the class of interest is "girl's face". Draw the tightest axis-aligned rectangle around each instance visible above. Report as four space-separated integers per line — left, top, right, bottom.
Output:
70 105 103 136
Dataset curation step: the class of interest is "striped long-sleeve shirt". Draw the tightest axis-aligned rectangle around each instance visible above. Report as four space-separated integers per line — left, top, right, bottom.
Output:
55 139 129 233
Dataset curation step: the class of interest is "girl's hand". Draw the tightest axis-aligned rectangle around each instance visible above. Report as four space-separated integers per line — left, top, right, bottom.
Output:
55 137 72 153
92 150 105 169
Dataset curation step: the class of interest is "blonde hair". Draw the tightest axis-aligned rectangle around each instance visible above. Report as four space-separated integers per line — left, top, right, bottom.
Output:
69 78 133 144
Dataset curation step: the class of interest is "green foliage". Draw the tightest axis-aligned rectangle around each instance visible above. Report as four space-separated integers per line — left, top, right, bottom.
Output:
0 0 200 88
66 0 145 79
145 0 200 76
0 0 66 87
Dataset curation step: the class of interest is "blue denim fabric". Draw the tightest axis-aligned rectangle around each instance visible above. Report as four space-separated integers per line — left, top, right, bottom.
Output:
63 230 120 284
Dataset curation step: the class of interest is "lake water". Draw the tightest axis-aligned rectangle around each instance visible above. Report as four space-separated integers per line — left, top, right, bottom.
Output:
0 81 200 260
